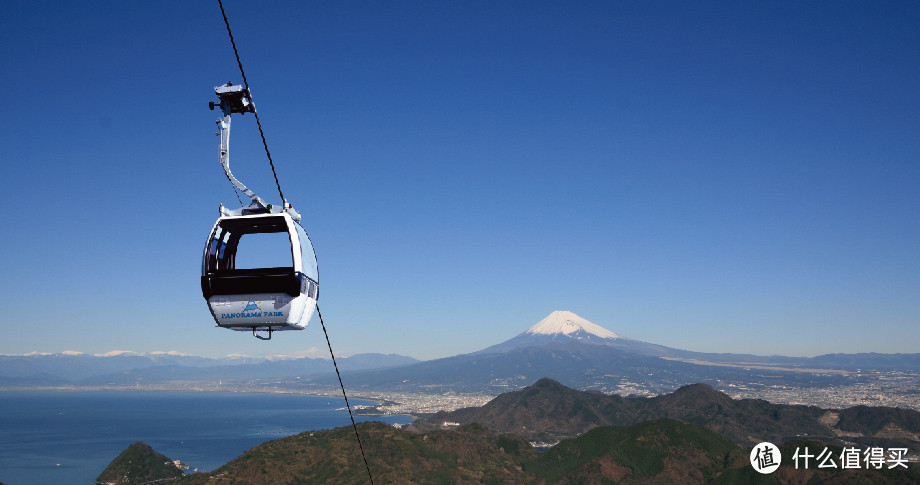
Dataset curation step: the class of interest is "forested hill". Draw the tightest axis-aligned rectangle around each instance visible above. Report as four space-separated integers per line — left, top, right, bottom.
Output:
96 442 184 484
107 421 920 484
102 378 920 483
410 378 920 447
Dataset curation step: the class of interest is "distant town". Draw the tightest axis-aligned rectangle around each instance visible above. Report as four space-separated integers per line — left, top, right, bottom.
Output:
51 367 916 418
296 368 920 416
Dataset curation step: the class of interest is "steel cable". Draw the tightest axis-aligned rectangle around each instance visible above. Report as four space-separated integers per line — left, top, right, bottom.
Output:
217 0 286 205
215 3 373 483
318 304 375 485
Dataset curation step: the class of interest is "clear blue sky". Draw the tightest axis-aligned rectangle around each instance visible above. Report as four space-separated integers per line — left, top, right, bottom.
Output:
1 1 917 360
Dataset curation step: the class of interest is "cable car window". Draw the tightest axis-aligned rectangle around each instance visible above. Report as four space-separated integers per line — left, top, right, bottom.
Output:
233 231 293 269
207 216 294 273
209 227 232 268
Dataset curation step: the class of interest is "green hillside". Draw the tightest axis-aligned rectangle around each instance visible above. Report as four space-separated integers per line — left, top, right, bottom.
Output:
179 422 534 484
524 418 738 483
96 441 184 484
101 378 920 484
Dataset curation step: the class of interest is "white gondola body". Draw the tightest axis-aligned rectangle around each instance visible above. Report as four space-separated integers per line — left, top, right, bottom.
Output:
201 211 318 332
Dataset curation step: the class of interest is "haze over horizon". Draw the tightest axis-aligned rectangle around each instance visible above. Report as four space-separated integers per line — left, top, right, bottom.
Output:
2 310 916 362
1 2 917 361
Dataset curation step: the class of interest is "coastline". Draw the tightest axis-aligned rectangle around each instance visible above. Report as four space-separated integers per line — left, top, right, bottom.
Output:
0 385 494 418
0 389 415 485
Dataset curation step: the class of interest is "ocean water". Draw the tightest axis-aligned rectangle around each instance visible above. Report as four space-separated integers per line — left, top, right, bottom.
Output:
0 390 412 485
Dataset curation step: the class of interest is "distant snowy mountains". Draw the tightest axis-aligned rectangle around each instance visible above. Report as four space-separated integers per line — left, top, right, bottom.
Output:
0 351 417 388
479 311 920 367
2 311 918 393
325 311 920 394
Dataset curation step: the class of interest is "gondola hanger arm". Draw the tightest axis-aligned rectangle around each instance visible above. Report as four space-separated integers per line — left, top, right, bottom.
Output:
211 82 301 222
211 82 269 212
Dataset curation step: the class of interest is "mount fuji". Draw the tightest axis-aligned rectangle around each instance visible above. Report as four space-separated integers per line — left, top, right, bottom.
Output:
474 310 679 358
522 310 623 340
323 310 907 394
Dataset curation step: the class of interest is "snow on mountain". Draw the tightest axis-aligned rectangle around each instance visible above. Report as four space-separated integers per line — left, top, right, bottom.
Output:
264 347 330 361
0 349 419 386
473 311 717 360
473 311 632 355
149 350 195 357
95 350 142 357
524 311 622 339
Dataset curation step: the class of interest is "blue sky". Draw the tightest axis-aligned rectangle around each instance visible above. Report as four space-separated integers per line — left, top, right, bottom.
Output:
1 1 917 360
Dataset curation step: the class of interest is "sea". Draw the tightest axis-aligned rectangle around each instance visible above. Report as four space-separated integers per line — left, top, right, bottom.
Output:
0 390 413 485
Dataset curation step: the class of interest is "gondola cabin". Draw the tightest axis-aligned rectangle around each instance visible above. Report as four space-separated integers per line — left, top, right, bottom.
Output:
201 208 318 336
202 82 318 339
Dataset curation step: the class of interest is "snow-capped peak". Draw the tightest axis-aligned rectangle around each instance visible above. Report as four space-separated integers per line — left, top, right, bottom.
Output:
94 350 141 357
149 350 195 357
524 311 622 339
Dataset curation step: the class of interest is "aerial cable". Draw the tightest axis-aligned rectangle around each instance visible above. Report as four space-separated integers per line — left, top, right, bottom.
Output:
300 218 373 483
215 2 373 483
216 0 286 205
318 304 375 485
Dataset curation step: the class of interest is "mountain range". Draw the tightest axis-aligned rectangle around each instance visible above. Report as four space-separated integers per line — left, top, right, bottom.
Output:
300 311 920 398
0 351 417 388
4 311 919 401
86 311 920 483
467 310 920 370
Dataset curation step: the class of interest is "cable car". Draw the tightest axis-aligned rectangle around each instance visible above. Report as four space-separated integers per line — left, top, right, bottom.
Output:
201 83 318 339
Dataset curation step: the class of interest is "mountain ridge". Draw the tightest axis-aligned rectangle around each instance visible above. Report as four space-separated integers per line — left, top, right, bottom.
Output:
317 311 920 402
409 377 920 449
4 311 920 399
0 352 418 387
101 379 920 483
476 311 920 369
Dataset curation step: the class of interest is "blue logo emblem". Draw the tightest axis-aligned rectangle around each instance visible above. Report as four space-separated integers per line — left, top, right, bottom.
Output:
243 300 261 312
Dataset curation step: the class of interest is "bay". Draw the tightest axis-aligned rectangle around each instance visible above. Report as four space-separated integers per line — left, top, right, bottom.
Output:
0 390 412 485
